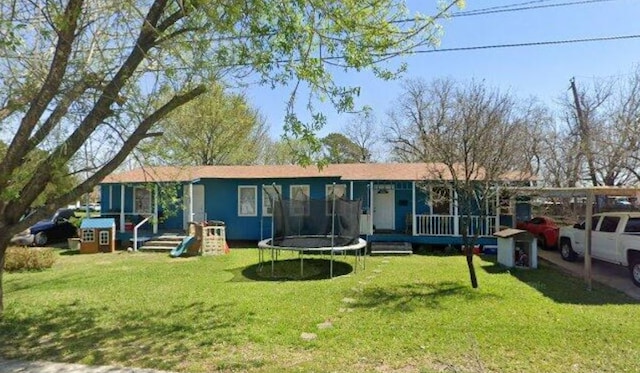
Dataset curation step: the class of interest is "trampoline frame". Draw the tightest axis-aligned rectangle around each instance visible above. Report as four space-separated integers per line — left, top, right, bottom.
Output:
258 236 367 278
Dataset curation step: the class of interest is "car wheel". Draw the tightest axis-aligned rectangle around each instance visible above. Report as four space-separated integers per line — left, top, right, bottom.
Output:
560 239 577 262
34 232 48 246
630 259 640 288
537 235 549 251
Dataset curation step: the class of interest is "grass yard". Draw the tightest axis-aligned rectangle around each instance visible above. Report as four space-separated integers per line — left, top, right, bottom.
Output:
1 248 639 373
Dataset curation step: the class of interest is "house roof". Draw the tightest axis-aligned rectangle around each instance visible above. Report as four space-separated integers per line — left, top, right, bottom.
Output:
101 163 533 184
80 218 115 229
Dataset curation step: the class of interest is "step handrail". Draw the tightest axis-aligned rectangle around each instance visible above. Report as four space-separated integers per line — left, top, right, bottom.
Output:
133 215 152 251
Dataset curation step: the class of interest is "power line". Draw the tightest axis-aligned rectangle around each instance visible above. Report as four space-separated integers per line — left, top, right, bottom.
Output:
452 0 620 18
406 34 640 55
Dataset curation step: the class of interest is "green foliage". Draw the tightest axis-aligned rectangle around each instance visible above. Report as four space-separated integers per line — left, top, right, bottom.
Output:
139 83 268 166
321 132 362 163
0 142 77 207
3 247 56 272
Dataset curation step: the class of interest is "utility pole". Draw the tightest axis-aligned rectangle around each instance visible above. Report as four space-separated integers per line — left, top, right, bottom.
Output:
570 77 598 187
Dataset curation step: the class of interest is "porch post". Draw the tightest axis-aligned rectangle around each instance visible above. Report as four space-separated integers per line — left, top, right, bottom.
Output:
369 181 374 234
496 185 501 231
119 185 125 233
189 183 194 223
108 185 113 211
153 184 158 234
453 188 459 236
412 181 416 236
510 195 517 228
350 181 354 199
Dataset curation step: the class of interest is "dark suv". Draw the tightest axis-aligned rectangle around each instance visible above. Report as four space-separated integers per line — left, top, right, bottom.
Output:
11 208 78 246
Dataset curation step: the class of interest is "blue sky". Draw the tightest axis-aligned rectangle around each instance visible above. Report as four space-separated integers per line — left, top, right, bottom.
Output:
247 0 640 139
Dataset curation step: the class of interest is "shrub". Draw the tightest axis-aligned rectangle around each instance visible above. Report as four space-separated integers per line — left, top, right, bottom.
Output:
4 247 56 272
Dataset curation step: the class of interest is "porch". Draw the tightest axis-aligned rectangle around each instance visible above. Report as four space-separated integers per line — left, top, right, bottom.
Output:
361 213 499 238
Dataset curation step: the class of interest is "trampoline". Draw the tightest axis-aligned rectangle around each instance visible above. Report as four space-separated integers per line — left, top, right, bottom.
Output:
258 184 367 278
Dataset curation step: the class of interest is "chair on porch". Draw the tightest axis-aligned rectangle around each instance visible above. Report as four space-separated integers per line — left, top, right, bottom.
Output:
404 213 413 234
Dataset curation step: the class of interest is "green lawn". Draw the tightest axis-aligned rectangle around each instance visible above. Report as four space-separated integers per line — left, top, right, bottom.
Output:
2 248 639 373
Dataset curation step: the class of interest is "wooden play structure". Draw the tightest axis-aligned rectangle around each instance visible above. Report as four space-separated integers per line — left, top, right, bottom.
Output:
186 220 228 256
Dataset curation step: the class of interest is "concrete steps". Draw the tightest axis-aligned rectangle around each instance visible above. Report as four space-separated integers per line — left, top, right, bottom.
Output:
138 234 186 252
370 241 412 255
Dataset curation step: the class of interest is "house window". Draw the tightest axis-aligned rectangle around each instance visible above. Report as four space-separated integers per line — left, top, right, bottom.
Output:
431 186 451 215
326 184 347 215
99 231 109 245
134 187 152 214
262 185 282 217
82 229 95 242
290 185 310 216
238 186 257 216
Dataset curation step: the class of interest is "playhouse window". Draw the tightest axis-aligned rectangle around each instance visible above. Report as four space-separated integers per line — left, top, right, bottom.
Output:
99 231 109 245
290 185 310 216
238 186 257 216
262 185 281 217
82 229 95 242
325 184 346 215
134 187 152 214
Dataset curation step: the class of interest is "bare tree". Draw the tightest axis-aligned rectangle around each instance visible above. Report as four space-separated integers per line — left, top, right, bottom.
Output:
386 78 546 288
343 109 380 162
561 72 640 187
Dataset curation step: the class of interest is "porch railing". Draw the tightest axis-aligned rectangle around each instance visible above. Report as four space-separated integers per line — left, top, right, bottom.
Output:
415 214 497 237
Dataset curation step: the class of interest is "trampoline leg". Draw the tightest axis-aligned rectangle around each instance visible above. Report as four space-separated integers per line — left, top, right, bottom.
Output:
271 248 275 277
354 249 358 274
330 250 334 278
300 252 304 277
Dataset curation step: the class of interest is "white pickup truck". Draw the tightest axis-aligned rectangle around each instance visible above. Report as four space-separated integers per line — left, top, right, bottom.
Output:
558 212 640 287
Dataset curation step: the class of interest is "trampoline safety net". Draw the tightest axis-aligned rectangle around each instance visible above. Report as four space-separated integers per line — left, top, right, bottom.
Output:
273 198 362 248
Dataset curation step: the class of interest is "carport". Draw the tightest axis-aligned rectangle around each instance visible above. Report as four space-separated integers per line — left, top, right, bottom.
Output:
510 186 640 291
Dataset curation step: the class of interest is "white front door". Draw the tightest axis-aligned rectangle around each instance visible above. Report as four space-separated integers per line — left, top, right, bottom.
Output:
192 184 206 222
183 184 206 229
373 185 395 231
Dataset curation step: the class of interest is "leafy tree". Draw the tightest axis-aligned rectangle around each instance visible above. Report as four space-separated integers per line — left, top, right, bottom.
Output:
321 132 362 163
138 83 268 166
386 78 546 288
0 0 462 313
0 142 78 207
262 138 319 165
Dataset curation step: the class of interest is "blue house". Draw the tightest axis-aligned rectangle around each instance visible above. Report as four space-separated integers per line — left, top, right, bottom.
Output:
99 163 533 248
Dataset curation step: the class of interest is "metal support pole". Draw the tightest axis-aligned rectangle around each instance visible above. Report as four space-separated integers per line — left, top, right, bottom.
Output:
584 190 594 291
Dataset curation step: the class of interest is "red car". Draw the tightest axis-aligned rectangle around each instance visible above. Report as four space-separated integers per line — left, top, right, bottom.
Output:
516 216 559 250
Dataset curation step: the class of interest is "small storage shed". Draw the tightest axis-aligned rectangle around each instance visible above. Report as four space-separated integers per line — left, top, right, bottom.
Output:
80 218 116 254
494 228 538 269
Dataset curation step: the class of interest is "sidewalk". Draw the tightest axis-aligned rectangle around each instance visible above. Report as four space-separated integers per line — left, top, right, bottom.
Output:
0 359 175 373
537 249 640 301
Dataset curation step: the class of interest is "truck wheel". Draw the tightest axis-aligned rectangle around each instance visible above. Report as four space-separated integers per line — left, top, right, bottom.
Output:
34 232 48 246
560 239 577 262
630 260 640 288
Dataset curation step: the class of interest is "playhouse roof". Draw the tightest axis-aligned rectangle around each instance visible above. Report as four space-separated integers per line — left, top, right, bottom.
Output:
80 218 115 229
102 163 535 184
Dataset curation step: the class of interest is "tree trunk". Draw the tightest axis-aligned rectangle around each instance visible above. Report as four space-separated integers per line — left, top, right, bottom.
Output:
0 240 7 315
465 247 479 289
